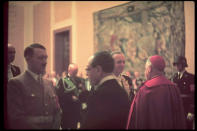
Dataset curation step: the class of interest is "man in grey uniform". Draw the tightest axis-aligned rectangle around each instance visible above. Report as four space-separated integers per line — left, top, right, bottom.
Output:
7 43 62 129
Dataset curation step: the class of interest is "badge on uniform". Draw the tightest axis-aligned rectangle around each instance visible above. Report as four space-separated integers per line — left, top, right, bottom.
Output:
62 77 76 93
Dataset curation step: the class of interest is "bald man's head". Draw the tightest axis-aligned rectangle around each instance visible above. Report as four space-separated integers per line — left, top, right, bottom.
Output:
68 63 78 77
8 44 16 64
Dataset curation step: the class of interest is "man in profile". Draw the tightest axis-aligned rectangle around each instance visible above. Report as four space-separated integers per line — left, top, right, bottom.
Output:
7 43 61 129
81 51 129 129
126 55 186 129
8 43 21 80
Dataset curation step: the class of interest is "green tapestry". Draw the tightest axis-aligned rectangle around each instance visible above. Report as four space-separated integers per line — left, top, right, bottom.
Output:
93 1 185 79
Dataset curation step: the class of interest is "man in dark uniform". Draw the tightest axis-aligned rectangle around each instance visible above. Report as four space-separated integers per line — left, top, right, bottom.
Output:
8 43 21 80
81 51 130 129
7 43 62 129
56 63 85 129
127 55 186 129
171 56 195 129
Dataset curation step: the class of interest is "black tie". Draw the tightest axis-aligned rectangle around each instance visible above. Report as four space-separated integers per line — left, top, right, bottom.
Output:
38 75 43 85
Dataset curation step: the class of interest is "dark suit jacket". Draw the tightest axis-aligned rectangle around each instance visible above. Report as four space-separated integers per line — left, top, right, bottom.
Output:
11 64 21 77
81 79 130 129
7 71 61 129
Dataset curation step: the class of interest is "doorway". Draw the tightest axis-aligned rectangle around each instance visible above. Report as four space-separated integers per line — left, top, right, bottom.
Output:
54 27 71 76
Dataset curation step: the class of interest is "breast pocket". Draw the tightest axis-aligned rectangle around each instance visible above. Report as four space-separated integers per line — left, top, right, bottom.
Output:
48 94 58 105
25 93 43 113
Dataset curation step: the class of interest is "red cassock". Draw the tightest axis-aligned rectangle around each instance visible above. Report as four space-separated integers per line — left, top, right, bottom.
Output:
126 75 186 129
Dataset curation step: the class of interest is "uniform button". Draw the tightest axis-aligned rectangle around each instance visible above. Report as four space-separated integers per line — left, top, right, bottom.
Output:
45 112 49 115
31 93 35 97
45 103 48 106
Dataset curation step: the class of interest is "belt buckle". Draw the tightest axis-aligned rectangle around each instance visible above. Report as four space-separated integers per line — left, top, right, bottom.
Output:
45 116 52 123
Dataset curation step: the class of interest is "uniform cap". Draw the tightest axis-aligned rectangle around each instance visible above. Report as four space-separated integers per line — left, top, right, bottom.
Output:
149 55 165 71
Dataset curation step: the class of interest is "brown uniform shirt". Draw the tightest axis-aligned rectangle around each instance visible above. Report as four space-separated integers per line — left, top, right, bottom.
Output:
7 71 61 129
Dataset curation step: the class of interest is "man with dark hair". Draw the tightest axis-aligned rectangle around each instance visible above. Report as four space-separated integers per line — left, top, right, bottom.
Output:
126 55 186 129
8 43 21 80
111 51 135 103
171 56 195 129
81 51 129 129
7 43 62 129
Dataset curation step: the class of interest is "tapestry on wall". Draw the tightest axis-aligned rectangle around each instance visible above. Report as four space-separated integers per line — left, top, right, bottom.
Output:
93 1 185 79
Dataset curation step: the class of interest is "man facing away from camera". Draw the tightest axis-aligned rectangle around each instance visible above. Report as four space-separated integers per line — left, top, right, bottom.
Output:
126 55 186 129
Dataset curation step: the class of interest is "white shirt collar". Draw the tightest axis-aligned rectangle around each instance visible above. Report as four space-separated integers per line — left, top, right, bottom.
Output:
178 70 185 78
94 74 119 90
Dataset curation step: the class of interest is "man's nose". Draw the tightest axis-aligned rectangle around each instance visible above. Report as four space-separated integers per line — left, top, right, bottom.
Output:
42 57 47 63
42 59 47 66
86 72 89 77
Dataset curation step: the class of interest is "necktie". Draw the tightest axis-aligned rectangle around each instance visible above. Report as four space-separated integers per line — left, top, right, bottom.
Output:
38 75 43 85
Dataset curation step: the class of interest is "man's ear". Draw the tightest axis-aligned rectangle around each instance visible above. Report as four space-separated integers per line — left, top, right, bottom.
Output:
25 56 31 63
146 65 151 75
95 65 102 74
149 65 152 72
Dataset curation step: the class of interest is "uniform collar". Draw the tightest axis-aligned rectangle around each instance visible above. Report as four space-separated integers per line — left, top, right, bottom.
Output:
27 69 42 81
144 75 174 87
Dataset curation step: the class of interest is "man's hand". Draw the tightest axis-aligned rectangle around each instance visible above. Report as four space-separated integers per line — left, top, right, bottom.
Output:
187 112 194 121
72 95 78 101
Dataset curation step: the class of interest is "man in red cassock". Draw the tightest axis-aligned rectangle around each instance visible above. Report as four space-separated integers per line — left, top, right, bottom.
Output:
126 55 186 129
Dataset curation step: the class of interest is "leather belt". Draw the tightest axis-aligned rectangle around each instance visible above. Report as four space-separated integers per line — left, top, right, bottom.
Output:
27 116 53 124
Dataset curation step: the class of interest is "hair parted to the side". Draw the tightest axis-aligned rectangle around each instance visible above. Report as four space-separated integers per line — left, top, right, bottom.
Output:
24 43 46 59
91 51 114 73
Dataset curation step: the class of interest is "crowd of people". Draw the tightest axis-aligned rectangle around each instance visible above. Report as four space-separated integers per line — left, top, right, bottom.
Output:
6 43 194 129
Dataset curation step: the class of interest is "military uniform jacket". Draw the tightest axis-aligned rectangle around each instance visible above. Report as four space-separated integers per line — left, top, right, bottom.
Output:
56 76 86 129
172 71 194 113
7 71 61 129
56 76 85 107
